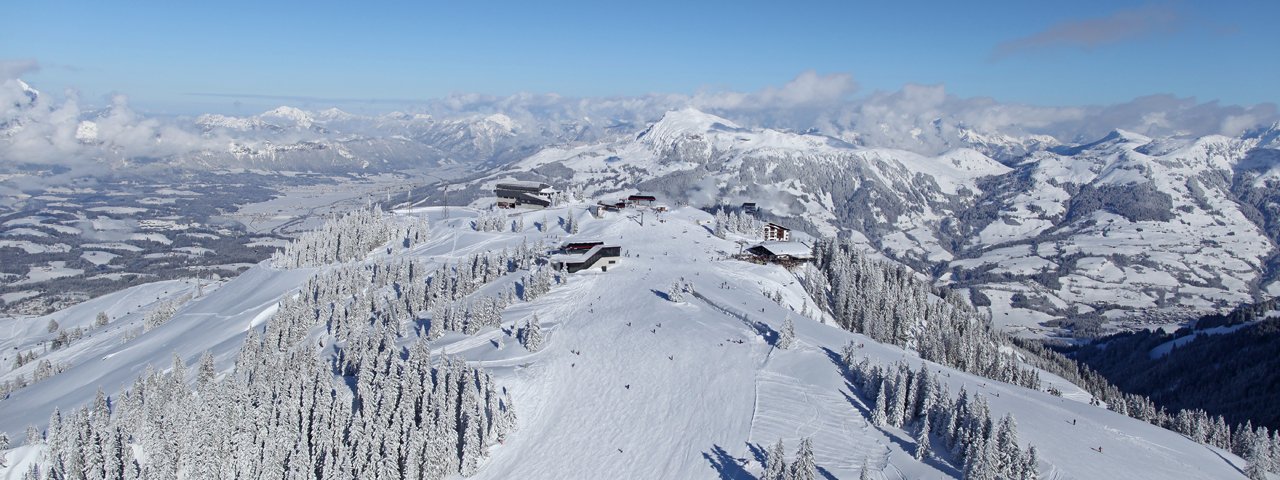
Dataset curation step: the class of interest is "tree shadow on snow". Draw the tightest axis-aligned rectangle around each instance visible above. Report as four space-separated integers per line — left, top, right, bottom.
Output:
816 466 839 480
1198 441 1247 477
703 444 756 480
745 441 768 465
881 427 920 460
750 320 778 346
651 289 671 302
840 383 872 418
413 316 433 337
820 346 849 376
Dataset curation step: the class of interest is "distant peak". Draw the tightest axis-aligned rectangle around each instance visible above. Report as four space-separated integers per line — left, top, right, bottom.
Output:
483 113 517 132
638 108 741 144
1104 129 1151 143
261 106 309 118
260 106 314 128
1247 121 1280 148
11 78 39 104
656 108 740 130
317 107 354 120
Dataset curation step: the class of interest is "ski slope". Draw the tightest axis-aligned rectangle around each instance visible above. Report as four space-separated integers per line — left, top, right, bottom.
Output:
458 205 1248 479
0 202 1255 479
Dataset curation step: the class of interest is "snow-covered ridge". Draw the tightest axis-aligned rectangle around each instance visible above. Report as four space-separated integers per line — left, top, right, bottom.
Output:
456 107 1280 336
0 203 1256 479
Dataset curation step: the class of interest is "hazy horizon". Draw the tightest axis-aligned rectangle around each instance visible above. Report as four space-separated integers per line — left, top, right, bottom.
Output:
2 1 1276 116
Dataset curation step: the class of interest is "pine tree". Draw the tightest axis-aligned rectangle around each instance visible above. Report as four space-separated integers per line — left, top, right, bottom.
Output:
668 280 685 302
1245 431 1271 480
859 458 872 480
914 414 932 460
762 439 787 480
994 414 1021 477
95 311 110 327
790 437 816 480
1021 445 1039 480
1270 431 1280 474
197 351 217 387
963 433 997 480
871 382 889 427
777 315 795 350
0 432 9 468
518 315 545 352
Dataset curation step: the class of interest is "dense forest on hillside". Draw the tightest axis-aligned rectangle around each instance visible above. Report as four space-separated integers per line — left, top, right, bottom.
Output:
1064 300 1280 430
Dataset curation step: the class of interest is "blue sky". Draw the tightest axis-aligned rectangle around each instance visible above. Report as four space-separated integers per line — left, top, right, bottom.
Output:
3 0 1275 114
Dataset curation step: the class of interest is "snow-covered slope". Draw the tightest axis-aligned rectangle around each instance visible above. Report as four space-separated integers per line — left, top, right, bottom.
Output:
953 130 1277 335
180 107 588 172
0 203 1254 479
465 109 1009 255
0 267 314 434
453 109 1280 336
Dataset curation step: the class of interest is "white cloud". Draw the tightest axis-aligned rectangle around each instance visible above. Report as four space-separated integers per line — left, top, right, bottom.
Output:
1 68 1277 174
692 71 858 110
0 58 39 80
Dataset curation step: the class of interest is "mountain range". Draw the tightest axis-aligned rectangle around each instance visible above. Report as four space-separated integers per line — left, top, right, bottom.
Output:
442 109 1280 338
6 76 1280 337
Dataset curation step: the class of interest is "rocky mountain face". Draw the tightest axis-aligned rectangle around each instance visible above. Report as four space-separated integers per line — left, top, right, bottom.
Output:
461 109 1280 337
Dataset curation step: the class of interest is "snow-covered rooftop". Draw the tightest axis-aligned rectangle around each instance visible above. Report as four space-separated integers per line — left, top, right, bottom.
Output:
496 180 551 190
751 241 813 258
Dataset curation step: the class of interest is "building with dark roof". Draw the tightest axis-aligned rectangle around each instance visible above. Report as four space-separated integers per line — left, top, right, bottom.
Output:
746 242 812 263
495 181 557 208
550 244 621 273
627 194 657 206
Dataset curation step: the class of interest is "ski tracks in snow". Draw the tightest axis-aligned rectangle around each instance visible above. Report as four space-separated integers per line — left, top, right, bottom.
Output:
749 370 889 472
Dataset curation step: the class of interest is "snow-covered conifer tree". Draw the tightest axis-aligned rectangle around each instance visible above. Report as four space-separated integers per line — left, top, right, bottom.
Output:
790 437 816 480
995 414 1021 477
1246 431 1271 480
915 415 932 460
871 382 889 427
777 315 795 350
762 440 787 480
668 280 685 302
713 210 728 239
0 432 9 468
1021 445 1039 480
517 315 545 352
196 351 216 387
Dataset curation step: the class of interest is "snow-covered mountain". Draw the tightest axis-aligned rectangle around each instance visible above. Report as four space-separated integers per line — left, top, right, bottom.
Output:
5 76 1280 335
453 109 1280 336
0 203 1260 479
0 79 41 139
185 108 572 171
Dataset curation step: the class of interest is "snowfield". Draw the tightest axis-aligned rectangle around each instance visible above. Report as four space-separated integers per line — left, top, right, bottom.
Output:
0 202 1255 479
447 110 1280 337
